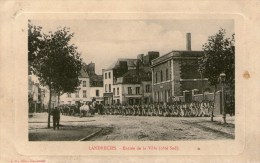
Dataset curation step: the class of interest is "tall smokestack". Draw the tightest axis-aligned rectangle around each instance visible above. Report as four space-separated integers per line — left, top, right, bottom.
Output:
186 33 191 51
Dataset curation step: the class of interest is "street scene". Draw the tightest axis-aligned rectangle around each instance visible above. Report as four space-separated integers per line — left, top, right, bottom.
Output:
28 20 235 141
29 113 234 141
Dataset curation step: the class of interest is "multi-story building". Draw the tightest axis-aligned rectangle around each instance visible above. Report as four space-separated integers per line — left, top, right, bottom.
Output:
113 67 153 105
151 33 213 103
60 68 90 105
89 73 104 102
60 62 103 105
103 52 159 105
103 58 135 105
28 75 51 112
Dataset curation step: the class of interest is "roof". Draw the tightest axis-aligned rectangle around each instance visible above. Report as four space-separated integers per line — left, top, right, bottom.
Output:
105 58 138 71
151 50 203 67
89 74 103 82
121 69 138 78
79 68 89 78
89 74 103 87
116 66 152 84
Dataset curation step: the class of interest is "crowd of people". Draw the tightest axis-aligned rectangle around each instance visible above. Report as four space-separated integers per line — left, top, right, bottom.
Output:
57 101 215 118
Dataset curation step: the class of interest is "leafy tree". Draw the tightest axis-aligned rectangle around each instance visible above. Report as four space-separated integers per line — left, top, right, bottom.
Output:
28 20 43 74
199 28 235 122
30 25 83 128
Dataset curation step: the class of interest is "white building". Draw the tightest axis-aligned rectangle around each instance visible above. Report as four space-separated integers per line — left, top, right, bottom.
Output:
59 69 90 105
103 53 157 105
60 62 104 105
103 59 138 105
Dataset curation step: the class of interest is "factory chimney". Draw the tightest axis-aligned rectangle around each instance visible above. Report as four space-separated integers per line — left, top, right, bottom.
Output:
186 33 191 51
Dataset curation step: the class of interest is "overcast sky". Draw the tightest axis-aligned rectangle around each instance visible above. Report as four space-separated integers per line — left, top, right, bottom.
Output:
31 19 234 75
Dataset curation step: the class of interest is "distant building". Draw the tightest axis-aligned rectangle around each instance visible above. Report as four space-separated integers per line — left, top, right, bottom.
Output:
103 52 159 105
28 75 47 112
114 67 153 105
89 73 104 102
151 33 213 103
103 58 138 105
42 88 59 109
60 62 103 105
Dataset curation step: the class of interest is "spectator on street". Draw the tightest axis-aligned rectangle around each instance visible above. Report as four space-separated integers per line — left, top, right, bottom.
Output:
52 107 60 130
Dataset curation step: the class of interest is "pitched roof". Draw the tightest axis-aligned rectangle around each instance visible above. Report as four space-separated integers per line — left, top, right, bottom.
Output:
89 74 103 82
79 68 89 78
116 66 152 84
105 58 138 70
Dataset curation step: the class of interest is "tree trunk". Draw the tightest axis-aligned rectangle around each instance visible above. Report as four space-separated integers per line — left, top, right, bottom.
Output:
48 85 52 128
211 85 217 122
57 92 60 106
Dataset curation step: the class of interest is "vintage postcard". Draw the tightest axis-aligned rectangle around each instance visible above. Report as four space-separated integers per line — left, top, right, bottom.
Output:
1 1 259 163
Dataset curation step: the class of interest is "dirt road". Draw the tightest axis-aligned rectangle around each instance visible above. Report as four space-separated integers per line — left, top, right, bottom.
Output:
29 113 234 141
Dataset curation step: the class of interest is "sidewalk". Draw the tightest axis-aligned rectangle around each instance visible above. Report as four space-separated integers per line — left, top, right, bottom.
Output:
29 113 101 141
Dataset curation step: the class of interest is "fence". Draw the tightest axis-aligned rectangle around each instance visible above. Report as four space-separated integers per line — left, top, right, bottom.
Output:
175 91 222 115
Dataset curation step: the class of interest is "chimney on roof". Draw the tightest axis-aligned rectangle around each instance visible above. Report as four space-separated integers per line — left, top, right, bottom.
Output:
186 33 191 51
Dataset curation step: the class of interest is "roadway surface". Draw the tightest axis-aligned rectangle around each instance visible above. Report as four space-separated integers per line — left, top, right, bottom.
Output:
29 113 235 141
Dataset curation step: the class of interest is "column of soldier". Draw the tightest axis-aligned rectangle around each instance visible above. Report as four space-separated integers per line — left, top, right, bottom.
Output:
103 101 214 117
59 101 214 117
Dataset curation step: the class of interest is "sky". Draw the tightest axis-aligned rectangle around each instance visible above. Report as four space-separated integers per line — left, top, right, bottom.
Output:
31 19 234 75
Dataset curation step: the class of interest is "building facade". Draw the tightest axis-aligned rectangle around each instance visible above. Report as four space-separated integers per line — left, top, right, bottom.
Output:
103 52 159 105
151 33 213 103
60 62 103 105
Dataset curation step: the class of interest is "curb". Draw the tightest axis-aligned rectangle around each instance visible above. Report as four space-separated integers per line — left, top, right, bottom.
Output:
78 128 102 141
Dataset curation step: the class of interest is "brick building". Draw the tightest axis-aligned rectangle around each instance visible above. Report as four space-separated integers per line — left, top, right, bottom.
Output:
151 33 213 103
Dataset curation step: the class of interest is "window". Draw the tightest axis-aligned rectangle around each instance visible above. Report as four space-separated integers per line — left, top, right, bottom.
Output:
105 73 107 79
113 88 115 95
83 81 86 87
117 88 119 95
67 93 71 98
75 90 79 98
108 72 111 79
117 99 120 104
105 84 107 92
166 69 169 80
96 90 99 97
136 87 140 94
161 70 163 82
83 90 87 98
109 84 111 92
146 85 150 93
128 87 132 94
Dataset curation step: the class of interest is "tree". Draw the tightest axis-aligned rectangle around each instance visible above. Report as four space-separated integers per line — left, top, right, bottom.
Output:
28 20 43 74
199 28 235 122
30 25 83 128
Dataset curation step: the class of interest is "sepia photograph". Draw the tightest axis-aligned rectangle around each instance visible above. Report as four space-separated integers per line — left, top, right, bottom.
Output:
28 19 235 141
2 0 260 162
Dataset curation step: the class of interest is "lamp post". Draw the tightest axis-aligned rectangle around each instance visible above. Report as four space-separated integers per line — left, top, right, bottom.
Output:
219 73 226 124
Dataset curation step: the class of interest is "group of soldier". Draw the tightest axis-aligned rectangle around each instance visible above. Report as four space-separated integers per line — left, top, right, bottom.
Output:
58 101 215 118
102 101 214 117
